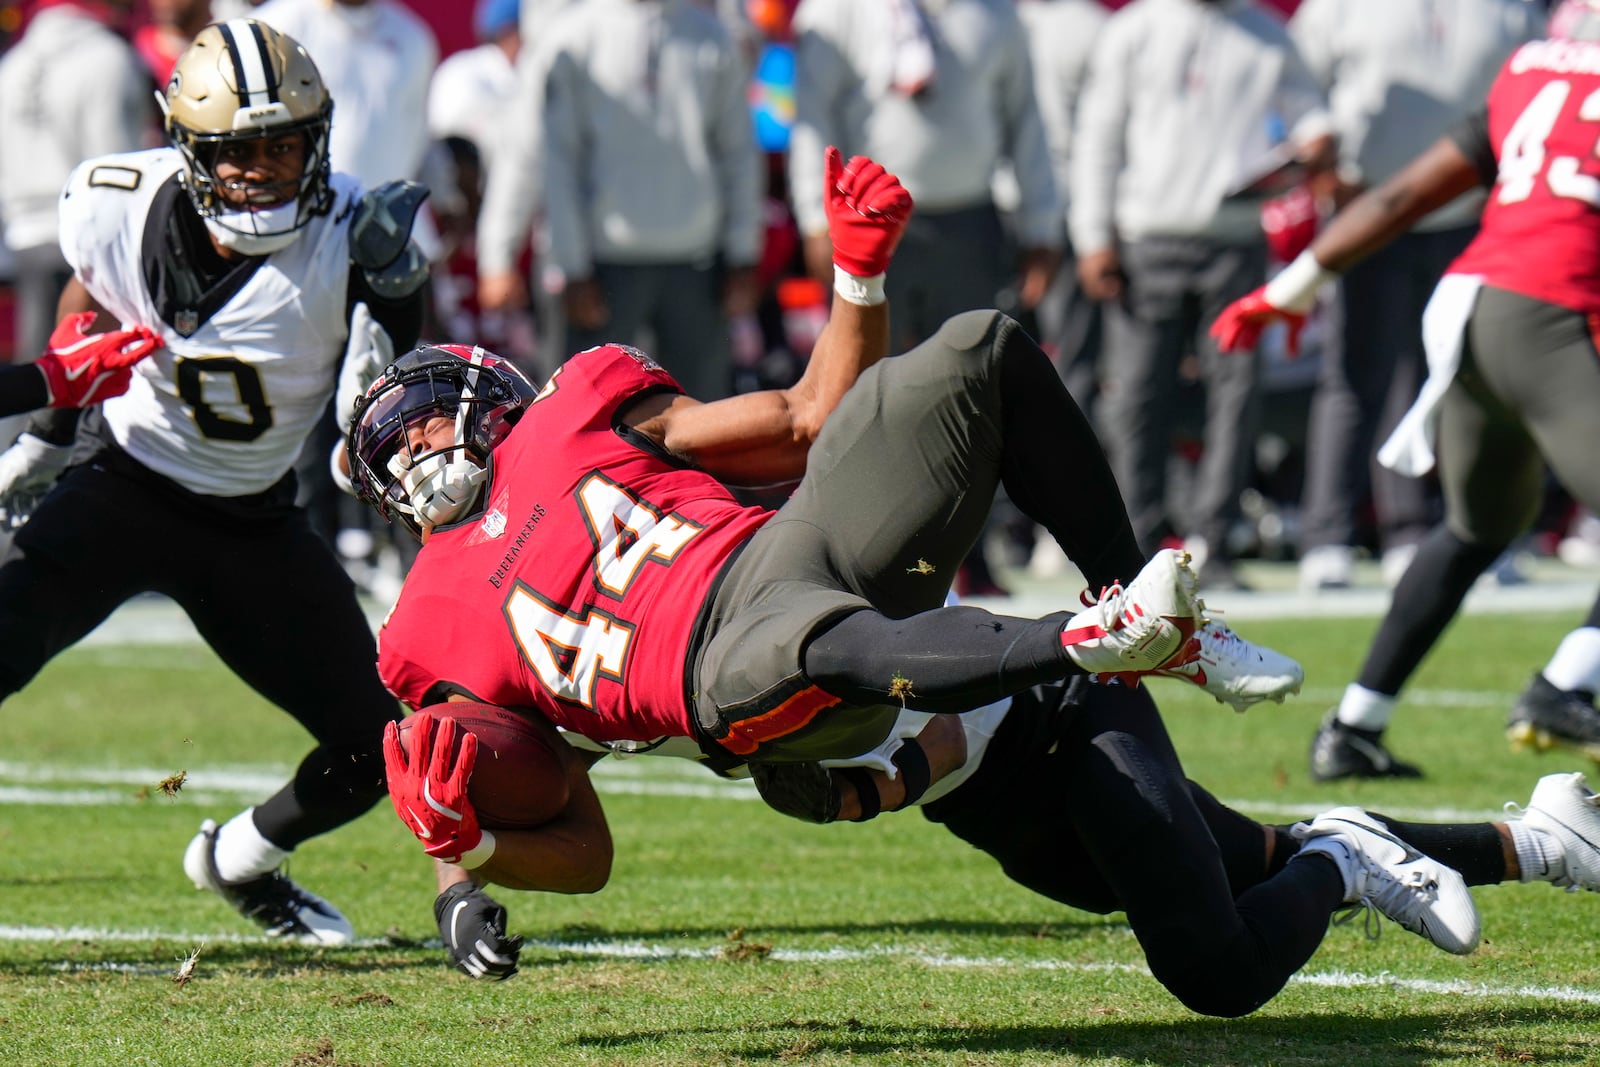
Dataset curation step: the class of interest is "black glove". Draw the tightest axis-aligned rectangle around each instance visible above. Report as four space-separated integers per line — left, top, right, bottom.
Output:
434 882 523 980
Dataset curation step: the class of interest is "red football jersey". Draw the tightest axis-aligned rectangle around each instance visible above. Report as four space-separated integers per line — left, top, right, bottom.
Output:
1451 39 1600 313
378 344 773 742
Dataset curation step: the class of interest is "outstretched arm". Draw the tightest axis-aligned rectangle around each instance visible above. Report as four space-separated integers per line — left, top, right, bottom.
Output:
624 147 912 485
1212 134 1484 353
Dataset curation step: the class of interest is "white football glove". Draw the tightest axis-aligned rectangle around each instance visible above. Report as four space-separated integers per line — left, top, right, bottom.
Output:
0 433 74 530
336 301 394 435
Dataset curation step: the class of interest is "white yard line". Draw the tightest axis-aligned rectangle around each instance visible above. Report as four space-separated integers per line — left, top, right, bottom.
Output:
4 925 1598 1005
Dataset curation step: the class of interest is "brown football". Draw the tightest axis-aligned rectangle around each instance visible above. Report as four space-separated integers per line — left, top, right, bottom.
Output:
397 702 570 830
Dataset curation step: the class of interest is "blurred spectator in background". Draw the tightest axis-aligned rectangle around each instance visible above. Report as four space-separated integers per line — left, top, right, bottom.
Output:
788 0 1060 596
1070 0 1333 591
537 0 764 401
133 0 213 87
1288 0 1544 592
0 0 154 373
1017 0 1107 418
252 0 438 194
428 0 521 182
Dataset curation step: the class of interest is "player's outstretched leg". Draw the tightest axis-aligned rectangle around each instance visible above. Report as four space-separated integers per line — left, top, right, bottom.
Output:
1504 772 1600 891
1291 807 1480 954
1506 674 1600 761
183 814 353 945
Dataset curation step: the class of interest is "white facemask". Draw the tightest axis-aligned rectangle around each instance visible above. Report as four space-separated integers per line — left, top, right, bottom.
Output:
389 449 487 531
203 201 305 256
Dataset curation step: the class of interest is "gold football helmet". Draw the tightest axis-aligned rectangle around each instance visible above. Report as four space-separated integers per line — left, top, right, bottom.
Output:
161 19 334 252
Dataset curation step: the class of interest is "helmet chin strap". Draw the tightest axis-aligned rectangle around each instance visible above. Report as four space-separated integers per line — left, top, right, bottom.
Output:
389 450 486 530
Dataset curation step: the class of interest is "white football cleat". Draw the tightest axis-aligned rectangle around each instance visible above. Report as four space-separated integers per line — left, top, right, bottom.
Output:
1292 806 1479 955
1061 549 1204 677
184 819 353 945
1152 619 1304 711
1505 772 1600 892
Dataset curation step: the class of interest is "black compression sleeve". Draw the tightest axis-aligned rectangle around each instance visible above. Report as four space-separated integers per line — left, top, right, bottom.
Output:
0 365 49 419
803 606 1076 713
348 263 426 354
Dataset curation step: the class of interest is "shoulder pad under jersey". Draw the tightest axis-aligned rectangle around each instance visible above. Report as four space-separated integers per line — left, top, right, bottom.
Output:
350 181 431 298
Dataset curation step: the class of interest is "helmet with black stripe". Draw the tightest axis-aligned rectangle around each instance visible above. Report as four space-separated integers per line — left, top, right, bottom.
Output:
160 19 334 255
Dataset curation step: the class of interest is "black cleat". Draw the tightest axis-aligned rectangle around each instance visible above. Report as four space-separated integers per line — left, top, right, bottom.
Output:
1507 673 1600 761
1309 711 1423 781
183 819 353 945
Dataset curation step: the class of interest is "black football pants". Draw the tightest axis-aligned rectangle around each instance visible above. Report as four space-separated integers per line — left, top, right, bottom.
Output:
0 444 399 849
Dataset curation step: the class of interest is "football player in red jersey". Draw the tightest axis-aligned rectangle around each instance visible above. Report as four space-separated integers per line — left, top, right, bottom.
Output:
1213 2 1600 781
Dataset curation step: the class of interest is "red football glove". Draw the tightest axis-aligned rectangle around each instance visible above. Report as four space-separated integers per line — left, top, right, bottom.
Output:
823 145 913 277
1261 184 1319 264
383 715 484 863
1210 288 1308 356
36 312 162 408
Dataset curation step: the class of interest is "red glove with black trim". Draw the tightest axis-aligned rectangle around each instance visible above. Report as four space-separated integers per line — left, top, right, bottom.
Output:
36 312 162 408
383 714 485 863
1210 288 1309 356
823 145 913 277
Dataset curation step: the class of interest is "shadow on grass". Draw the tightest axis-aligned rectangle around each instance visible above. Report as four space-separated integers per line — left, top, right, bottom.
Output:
570 1005 1600 1065
534 916 1116 945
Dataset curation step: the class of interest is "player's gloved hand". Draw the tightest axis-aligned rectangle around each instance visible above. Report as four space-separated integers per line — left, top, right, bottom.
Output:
0 432 75 529
383 715 486 863
823 145 913 277
37 312 161 408
434 880 523 980
336 302 394 434
1210 287 1309 356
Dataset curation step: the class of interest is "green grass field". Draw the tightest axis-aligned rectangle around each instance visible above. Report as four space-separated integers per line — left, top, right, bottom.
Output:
5 611 1600 1065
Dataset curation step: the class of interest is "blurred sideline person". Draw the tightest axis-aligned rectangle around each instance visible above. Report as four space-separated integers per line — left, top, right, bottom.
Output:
1212 6 1600 780
1286 0 1543 592
0 21 427 941
1070 0 1335 590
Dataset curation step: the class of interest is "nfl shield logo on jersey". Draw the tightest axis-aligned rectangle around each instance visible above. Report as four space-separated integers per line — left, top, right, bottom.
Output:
174 309 200 336
481 509 507 538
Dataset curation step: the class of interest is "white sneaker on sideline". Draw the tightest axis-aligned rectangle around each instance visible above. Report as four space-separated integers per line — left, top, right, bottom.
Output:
1061 549 1203 676
1292 806 1480 955
1299 544 1354 591
1152 619 1304 710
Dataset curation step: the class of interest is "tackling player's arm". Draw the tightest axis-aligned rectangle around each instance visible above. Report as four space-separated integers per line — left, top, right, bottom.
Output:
620 147 911 486
1212 115 1488 353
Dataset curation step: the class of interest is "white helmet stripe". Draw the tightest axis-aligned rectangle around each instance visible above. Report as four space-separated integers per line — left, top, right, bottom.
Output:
218 19 278 109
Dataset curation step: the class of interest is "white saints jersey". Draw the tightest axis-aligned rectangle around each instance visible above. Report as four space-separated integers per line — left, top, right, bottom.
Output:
57 147 362 496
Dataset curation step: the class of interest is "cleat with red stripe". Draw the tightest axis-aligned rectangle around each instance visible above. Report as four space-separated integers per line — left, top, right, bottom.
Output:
1060 549 1203 677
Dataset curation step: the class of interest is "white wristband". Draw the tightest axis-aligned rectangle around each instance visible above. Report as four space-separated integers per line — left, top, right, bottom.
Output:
457 829 497 870
833 265 886 306
1262 250 1338 314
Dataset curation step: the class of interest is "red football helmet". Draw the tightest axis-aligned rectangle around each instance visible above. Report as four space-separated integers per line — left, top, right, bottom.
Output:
347 343 540 538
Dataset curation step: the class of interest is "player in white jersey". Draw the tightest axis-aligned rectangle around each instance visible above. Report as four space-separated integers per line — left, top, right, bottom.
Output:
0 20 428 944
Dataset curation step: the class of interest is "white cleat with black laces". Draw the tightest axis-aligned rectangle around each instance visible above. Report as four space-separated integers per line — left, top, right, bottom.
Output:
183 819 353 945
1151 619 1304 710
1292 806 1480 955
